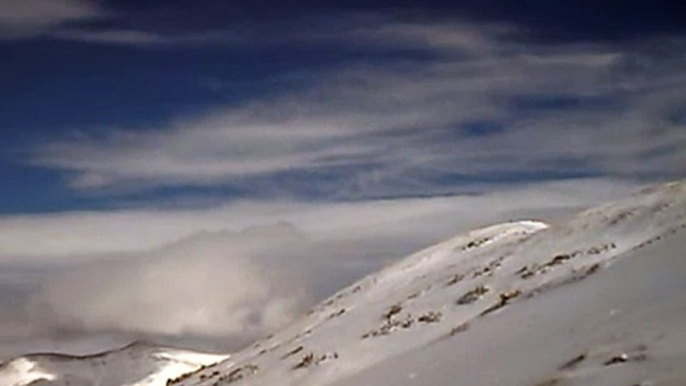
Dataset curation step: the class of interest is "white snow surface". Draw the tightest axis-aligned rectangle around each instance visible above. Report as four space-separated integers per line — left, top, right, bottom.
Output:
175 181 686 386
0 342 228 386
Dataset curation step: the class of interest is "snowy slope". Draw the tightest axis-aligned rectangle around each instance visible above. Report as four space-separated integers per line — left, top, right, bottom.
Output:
0 342 228 386
174 181 686 386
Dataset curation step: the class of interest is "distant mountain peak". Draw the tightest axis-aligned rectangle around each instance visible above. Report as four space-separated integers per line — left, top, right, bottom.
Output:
0 341 228 386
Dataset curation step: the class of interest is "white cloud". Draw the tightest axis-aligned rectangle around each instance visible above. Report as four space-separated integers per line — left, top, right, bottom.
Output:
28 224 308 341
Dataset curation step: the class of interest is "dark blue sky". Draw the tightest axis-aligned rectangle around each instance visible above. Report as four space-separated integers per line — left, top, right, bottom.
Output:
1 0 685 213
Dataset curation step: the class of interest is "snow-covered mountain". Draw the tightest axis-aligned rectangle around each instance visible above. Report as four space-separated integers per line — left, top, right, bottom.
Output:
0 342 228 386
4 181 685 386
173 181 686 386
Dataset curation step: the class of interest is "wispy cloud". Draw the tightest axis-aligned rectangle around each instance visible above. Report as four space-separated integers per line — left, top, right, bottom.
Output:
27 21 686 197
0 0 101 39
0 0 244 46
350 20 516 55
48 28 245 47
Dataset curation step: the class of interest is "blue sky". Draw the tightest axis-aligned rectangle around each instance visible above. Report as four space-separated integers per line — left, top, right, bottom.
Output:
0 0 685 358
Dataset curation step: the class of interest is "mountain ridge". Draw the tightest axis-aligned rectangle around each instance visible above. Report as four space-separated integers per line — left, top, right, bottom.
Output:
177 180 686 386
2 181 685 386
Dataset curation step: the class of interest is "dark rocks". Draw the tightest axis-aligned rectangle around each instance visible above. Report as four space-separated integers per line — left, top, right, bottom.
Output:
558 353 586 370
457 285 489 305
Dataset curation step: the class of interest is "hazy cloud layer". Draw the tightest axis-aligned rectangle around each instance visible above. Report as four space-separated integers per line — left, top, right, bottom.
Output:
0 179 642 358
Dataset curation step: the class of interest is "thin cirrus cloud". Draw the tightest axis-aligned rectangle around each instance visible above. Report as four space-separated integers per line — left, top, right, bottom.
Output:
0 0 102 39
47 28 249 46
27 20 686 197
0 0 242 46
